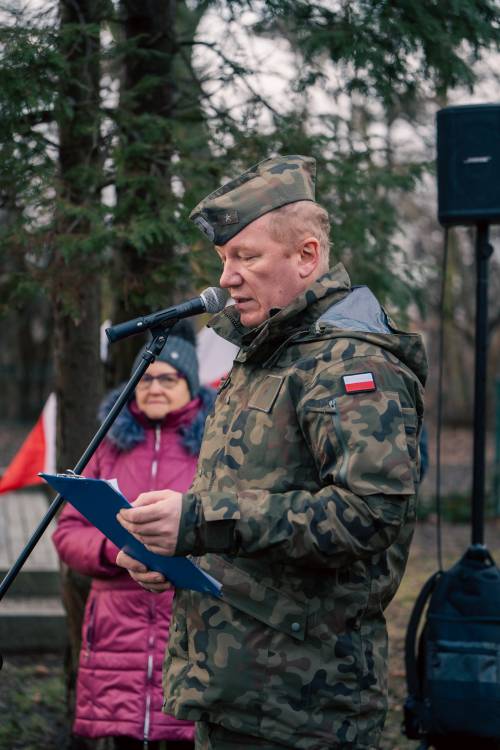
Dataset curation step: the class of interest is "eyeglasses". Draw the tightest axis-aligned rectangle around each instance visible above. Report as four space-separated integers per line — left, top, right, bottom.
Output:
136 373 184 390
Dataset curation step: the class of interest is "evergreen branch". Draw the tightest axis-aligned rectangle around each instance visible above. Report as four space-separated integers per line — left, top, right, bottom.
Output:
179 39 285 120
35 134 60 151
18 110 56 129
176 45 246 123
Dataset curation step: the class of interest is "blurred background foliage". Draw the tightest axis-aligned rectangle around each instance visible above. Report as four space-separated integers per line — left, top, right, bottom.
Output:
0 0 499 439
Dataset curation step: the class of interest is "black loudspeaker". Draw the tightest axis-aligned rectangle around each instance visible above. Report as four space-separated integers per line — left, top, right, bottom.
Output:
437 103 500 226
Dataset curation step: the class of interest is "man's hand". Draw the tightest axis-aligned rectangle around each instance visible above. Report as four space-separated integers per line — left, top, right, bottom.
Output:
117 489 183 556
115 550 172 593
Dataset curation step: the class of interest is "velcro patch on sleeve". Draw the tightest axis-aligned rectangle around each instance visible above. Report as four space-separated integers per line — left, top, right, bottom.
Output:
342 372 376 394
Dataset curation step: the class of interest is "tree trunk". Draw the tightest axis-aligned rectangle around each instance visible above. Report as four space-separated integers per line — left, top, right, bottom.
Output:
54 1 107 741
108 0 178 384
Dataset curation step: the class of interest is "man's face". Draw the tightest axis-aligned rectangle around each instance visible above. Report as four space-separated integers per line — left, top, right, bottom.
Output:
216 213 307 328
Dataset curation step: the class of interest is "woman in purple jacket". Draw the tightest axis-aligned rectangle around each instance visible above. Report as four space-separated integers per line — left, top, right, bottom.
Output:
53 324 215 750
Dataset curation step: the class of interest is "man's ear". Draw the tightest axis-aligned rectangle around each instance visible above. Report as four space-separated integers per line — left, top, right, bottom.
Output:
297 237 321 279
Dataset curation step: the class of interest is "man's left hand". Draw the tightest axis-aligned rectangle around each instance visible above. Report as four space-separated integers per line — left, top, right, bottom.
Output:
117 489 183 556
115 550 172 593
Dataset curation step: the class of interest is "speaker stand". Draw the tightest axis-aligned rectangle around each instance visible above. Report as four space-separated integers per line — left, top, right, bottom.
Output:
471 223 494 546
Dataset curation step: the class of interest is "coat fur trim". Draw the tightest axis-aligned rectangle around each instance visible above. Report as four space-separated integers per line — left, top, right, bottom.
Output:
98 385 215 455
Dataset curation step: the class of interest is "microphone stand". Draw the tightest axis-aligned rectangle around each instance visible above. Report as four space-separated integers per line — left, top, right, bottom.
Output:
0 325 174 670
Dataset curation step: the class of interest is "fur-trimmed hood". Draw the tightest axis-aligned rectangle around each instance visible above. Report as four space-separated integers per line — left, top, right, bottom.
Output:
98 384 216 455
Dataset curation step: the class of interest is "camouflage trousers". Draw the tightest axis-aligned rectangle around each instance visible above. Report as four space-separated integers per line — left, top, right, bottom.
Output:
195 722 293 749
194 722 380 750
195 721 377 750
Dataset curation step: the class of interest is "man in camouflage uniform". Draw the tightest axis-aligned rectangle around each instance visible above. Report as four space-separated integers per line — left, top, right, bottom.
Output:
117 155 427 750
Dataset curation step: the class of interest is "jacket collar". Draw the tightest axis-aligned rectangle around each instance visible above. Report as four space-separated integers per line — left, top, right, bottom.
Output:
209 263 351 361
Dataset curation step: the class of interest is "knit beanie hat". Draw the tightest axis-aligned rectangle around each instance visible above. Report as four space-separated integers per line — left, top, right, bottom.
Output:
131 320 200 398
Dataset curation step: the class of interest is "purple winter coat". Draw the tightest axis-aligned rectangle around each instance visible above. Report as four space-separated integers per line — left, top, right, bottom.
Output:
52 386 215 743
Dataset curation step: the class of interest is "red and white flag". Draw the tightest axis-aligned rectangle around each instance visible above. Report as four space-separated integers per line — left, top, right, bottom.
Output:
342 372 376 394
0 393 57 494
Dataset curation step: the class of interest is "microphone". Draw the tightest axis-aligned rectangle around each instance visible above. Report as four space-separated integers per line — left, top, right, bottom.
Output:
106 287 229 343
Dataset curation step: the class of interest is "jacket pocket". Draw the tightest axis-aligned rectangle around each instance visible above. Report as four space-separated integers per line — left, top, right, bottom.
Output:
305 389 415 496
185 556 310 711
211 555 307 641
247 375 284 413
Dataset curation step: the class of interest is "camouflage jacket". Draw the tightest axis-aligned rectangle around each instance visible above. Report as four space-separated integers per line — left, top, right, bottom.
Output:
163 264 427 750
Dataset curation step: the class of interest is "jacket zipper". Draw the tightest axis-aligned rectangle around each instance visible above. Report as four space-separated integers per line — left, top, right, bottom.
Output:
151 424 161 487
143 601 155 747
143 687 151 748
84 598 96 660
329 398 349 488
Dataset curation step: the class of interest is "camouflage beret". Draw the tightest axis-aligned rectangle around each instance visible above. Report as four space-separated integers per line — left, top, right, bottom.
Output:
189 154 316 245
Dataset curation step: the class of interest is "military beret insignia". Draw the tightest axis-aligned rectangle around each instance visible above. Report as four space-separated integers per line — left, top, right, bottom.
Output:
217 209 239 225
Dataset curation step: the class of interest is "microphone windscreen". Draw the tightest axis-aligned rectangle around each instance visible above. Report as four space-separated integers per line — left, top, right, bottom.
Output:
201 287 229 314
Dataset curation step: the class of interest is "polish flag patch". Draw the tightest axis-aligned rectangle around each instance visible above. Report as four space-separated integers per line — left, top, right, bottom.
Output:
343 372 376 394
